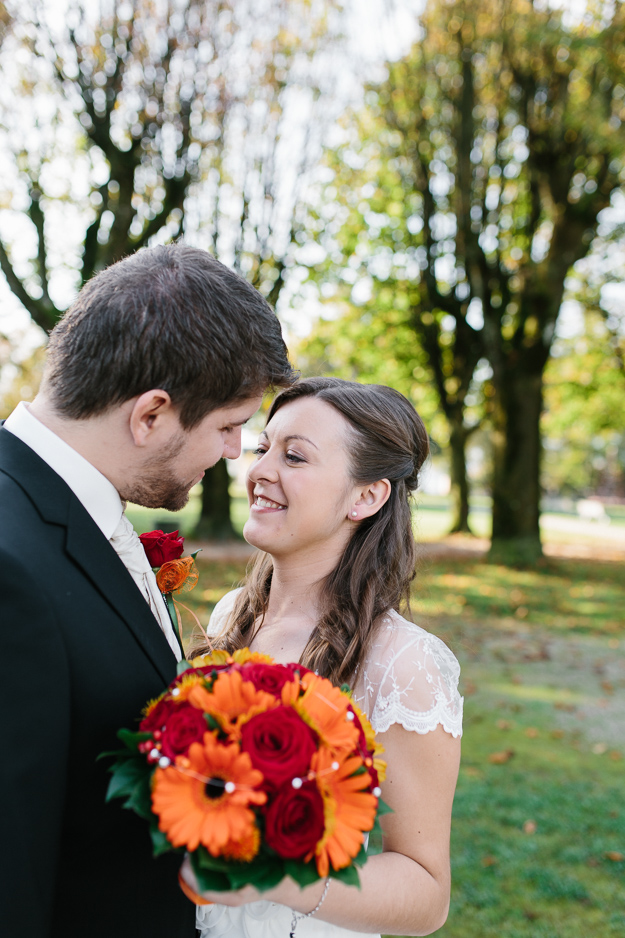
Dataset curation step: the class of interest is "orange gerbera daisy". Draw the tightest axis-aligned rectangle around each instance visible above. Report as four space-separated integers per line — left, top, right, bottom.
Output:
220 824 261 862
151 732 266 854
311 746 378 878
188 670 277 738
294 673 359 753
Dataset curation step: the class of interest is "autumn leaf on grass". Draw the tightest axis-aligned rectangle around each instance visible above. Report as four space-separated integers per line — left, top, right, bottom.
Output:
488 749 515 765
605 851 624 862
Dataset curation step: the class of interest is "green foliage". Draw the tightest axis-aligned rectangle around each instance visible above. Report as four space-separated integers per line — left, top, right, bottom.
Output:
301 0 625 550
543 310 625 496
117 728 152 749
149 825 174 857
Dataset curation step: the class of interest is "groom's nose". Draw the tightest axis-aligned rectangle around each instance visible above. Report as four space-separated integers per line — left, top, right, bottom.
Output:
222 426 242 460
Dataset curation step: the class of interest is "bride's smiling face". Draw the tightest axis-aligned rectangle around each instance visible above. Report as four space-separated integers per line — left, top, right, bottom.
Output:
243 397 359 558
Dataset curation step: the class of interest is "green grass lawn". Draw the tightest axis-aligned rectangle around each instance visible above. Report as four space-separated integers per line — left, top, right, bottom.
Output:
176 555 625 938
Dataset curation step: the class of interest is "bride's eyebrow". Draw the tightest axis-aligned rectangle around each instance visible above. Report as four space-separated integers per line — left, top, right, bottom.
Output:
284 434 318 450
259 430 319 450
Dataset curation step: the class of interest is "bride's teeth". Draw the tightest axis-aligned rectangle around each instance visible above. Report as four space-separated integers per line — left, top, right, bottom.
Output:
256 496 284 509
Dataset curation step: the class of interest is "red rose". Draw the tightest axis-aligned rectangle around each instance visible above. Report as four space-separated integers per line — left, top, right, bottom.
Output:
349 706 379 792
139 696 176 733
240 706 317 787
264 782 325 859
160 706 208 760
139 529 185 567
240 663 300 696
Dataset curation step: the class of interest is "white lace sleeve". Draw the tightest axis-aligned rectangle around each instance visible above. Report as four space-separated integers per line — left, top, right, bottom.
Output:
205 588 242 638
353 610 463 738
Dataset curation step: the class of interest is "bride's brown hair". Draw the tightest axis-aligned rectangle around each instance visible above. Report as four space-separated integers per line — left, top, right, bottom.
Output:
195 377 429 685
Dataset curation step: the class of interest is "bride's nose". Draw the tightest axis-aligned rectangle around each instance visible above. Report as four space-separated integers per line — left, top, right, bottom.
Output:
247 452 278 485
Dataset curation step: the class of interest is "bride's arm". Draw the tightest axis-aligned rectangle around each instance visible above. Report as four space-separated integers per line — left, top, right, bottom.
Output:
181 720 460 936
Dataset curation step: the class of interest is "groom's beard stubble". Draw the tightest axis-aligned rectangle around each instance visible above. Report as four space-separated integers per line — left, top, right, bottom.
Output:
118 434 194 512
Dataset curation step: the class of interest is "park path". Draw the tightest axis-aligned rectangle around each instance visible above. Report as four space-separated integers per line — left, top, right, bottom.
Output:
187 533 625 564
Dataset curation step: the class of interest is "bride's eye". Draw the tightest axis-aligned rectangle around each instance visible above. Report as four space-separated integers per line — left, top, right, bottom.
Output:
285 452 305 464
252 446 268 457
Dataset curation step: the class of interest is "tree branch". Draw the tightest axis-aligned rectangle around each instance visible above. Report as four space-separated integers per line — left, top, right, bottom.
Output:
0 238 59 332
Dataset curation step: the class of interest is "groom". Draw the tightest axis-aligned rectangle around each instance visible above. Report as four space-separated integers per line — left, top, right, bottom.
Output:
0 244 295 938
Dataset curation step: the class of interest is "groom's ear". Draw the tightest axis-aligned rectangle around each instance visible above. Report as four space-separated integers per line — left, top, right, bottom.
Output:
128 390 177 447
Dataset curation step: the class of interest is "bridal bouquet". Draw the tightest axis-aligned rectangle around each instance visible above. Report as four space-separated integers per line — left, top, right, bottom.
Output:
104 649 388 898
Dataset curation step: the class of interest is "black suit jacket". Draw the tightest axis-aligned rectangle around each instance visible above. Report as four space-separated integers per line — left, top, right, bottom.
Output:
0 426 196 938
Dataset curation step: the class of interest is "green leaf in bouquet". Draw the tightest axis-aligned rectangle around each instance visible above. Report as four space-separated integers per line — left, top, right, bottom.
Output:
149 824 173 857
190 851 231 892
124 774 153 821
97 748 133 761
328 863 361 889
106 757 148 802
284 859 322 889
190 549 202 561
177 659 193 676
228 858 285 892
375 796 393 817
117 728 152 750
195 849 238 874
204 713 221 732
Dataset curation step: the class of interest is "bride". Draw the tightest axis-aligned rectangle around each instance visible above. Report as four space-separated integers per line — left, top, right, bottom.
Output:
181 377 463 937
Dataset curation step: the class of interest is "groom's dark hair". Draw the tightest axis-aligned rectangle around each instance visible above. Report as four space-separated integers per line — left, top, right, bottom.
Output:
44 243 295 428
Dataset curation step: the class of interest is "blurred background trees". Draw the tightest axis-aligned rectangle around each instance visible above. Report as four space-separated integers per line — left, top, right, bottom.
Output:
297 0 625 562
0 0 338 536
1 0 624 561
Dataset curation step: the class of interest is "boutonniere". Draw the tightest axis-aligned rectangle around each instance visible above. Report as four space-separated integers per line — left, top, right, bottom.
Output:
139 529 202 647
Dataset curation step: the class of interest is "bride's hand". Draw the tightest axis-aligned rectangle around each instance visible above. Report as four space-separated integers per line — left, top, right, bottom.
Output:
178 855 328 911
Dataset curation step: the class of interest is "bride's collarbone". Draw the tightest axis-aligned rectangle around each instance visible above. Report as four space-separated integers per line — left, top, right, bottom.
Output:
249 616 313 665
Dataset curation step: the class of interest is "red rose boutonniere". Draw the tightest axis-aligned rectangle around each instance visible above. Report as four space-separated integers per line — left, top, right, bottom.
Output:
139 529 185 567
139 529 202 647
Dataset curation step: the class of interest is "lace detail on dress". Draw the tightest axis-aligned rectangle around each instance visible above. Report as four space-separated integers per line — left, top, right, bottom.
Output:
206 594 463 739
351 609 463 738
205 589 241 639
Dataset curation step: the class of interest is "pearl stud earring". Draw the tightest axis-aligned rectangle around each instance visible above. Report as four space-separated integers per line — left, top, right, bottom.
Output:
351 510 358 518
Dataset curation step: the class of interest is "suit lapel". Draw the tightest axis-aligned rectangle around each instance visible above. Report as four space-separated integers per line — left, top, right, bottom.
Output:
65 500 177 684
1 428 177 684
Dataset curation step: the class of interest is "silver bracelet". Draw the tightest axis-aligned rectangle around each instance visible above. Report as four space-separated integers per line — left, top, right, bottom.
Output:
289 877 332 937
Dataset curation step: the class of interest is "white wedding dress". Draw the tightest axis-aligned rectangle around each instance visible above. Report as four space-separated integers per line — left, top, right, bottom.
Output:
196 591 463 938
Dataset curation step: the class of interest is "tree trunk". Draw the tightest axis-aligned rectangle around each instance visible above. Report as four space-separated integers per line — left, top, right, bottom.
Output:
193 459 238 541
448 418 473 534
489 367 544 565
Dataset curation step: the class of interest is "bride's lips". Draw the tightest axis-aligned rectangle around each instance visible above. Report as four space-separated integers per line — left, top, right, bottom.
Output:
250 494 287 513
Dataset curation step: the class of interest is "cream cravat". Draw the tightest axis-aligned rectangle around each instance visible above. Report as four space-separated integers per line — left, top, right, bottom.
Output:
109 513 182 661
